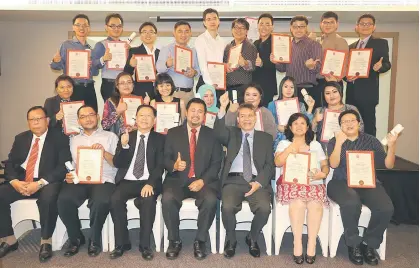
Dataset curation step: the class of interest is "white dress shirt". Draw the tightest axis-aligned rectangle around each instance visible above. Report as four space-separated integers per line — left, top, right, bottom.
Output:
124 131 150 181
21 130 48 182
144 44 157 62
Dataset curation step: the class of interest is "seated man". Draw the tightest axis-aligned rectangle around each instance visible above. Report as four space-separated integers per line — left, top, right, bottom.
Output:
57 105 118 257
0 106 70 262
214 102 274 258
327 110 397 266
162 98 222 260
110 105 165 260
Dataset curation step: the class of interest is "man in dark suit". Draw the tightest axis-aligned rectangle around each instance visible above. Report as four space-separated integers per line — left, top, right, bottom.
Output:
109 105 165 260
214 102 274 259
162 98 222 260
124 22 160 99
0 106 70 262
346 14 391 136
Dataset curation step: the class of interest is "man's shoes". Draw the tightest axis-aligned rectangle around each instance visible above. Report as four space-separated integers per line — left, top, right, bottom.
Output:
193 240 207 260
64 236 85 257
223 240 237 259
39 243 53 262
87 240 101 257
361 243 379 266
348 245 364 265
245 234 260 258
166 240 182 260
0 241 19 258
139 246 154 261
109 244 131 259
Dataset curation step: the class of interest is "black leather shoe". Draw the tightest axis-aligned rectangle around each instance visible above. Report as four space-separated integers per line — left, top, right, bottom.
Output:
348 245 364 265
87 240 101 257
0 241 19 258
193 240 207 260
64 236 85 257
361 244 379 266
139 246 154 261
166 240 182 260
245 235 260 258
305 254 316 264
39 243 53 262
293 254 304 264
223 240 237 259
109 244 131 259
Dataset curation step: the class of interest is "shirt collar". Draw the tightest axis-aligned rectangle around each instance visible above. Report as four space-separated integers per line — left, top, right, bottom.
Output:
187 124 201 134
241 129 255 138
33 130 48 141
144 45 156 55
230 38 246 46
359 35 372 44
106 36 120 41
72 36 91 49
81 127 101 136
293 35 309 44
204 30 220 40
137 130 150 139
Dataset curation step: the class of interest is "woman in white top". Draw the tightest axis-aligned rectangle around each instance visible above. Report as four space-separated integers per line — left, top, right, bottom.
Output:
274 113 329 264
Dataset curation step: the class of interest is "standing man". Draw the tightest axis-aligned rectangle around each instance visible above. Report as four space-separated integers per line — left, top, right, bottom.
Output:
124 22 160 99
50 14 98 112
156 21 200 105
346 14 391 136
253 13 277 107
57 105 118 257
0 106 70 262
109 105 165 260
162 98 222 260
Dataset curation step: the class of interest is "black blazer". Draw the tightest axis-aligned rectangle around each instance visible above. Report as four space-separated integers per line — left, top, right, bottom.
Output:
214 117 274 190
124 44 160 99
164 125 222 190
44 95 74 132
113 131 165 191
346 36 391 104
4 129 71 183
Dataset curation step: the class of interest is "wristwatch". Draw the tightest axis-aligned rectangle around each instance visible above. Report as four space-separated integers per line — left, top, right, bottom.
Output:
37 180 45 189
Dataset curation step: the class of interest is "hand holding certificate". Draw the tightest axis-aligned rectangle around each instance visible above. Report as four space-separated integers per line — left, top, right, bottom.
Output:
135 54 156 82
207 62 226 90
174 45 192 74
155 102 179 134
76 147 103 184
271 34 291 63
320 109 341 142
275 98 299 126
204 112 217 129
228 43 242 69
121 96 143 126
67 50 90 79
346 151 376 188
283 152 310 185
61 101 84 135
106 41 127 70
321 49 347 78
347 48 373 78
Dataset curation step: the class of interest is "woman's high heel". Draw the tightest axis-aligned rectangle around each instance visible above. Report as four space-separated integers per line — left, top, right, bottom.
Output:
305 254 316 264
293 254 304 264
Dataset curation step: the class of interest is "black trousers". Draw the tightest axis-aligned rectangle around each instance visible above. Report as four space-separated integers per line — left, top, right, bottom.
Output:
195 75 206 93
327 179 394 248
72 83 98 113
110 180 158 247
100 79 115 102
162 180 217 242
297 83 323 110
0 182 61 240
57 183 115 243
346 100 377 136
221 180 272 243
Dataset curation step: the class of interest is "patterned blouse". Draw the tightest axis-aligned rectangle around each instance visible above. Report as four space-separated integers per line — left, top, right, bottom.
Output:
101 98 126 136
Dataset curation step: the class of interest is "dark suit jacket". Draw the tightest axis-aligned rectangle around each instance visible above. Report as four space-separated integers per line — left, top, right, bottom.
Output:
214 117 274 190
4 129 71 183
44 95 74 132
124 44 160 99
113 131 165 192
164 124 222 190
346 36 391 104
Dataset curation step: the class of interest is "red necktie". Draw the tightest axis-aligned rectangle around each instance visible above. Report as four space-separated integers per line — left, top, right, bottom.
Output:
25 138 40 182
188 128 197 178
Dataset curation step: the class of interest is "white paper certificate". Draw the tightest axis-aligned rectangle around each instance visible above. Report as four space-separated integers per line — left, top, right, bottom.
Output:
76 147 103 184
275 98 299 126
155 102 178 134
135 54 156 82
121 96 143 126
254 109 264 131
204 112 217 129
283 152 310 185
67 50 89 79
321 109 341 142
347 48 373 78
207 62 226 90
174 45 192 74
271 34 291 63
245 17 259 42
346 151 376 188
61 101 84 135
321 49 347 77
106 41 127 70
228 43 242 69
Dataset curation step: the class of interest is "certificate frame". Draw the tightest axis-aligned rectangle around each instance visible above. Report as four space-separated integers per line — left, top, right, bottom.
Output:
76 147 103 184
271 33 292 63
106 41 127 70
320 49 348 78
60 100 84 135
254 109 264 131
275 97 300 126
227 43 242 70
174 45 193 74
346 48 373 78
320 109 342 143
66 49 90 79
134 54 157 82
207 61 227 90
154 102 179 134
121 96 143 126
346 150 376 188
203 111 217 128
283 152 311 186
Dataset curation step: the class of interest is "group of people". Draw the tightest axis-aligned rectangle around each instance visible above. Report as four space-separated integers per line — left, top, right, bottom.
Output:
0 8 399 268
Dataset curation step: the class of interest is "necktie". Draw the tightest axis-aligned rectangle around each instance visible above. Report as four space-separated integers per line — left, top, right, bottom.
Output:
243 133 252 182
358 40 365 49
133 135 145 179
188 128 197 178
25 138 40 182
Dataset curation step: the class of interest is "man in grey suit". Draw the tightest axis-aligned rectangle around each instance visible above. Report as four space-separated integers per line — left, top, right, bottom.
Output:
214 101 274 259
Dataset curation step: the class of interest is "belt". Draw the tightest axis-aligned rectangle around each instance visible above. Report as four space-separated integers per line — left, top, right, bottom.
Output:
297 83 315 88
74 81 94 87
102 78 115 83
228 172 256 179
175 87 192 92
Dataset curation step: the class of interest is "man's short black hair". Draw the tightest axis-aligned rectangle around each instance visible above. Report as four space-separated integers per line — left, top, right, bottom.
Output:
72 14 90 25
55 75 75 89
203 8 219 20
338 110 361 126
77 105 97 117
139 21 157 33
258 13 273 24
357 13 376 25
321 11 338 22
290 15 308 25
186 98 207 114
27 106 47 119
105 13 123 25
174 20 191 30
231 18 250 30
136 104 157 117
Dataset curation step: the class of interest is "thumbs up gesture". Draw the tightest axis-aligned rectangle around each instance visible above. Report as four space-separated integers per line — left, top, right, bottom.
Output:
373 57 383 72
103 48 112 62
121 129 129 146
255 53 263 67
307 29 317 41
166 53 174 68
53 50 61 63
305 58 320 70
144 92 151 105
238 53 247 67
174 152 187 171
129 54 137 68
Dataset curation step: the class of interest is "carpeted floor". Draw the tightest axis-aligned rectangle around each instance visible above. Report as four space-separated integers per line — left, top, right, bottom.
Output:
1 223 418 268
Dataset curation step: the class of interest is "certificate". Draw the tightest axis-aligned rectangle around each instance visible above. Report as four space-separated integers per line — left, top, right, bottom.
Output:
204 112 217 129
245 17 259 42
135 54 156 82
155 102 179 134
271 34 291 63
320 109 341 142
283 152 310 185
227 43 242 69
275 98 299 126
67 49 90 79
254 109 264 131
207 62 226 90
346 151 376 188
61 101 84 135
121 96 143 126
321 49 347 78
174 45 192 74
347 48 373 78
106 41 127 70
76 147 103 184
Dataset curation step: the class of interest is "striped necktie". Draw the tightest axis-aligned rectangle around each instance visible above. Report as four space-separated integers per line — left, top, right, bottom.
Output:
25 138 40 182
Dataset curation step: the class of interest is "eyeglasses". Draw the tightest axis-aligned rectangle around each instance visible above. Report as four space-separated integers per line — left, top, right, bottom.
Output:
78 113 97 120
57 85 73 91
28 117 46 123
341 119 357 125
118 81 133 86
291 25 307 30
107 24 123 30
73 24 90 29
233 26 247 31
321 21 336 25
358 22 374 27
140 31 156 35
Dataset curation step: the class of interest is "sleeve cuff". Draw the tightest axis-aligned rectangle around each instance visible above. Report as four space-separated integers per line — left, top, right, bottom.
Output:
100 57 105 66
217 110 226 119
122 144 130 149
40 179 49 185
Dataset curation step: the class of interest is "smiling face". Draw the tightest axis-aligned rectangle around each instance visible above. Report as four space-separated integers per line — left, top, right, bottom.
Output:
232 21 248 41
27 109 49 136
204 12 220 31
136 106 156 132
289 116 309 137
72 18 90 38
186 102 206 128
203 90 215 107
324 86 342 106
174 24 191 46
237 107 257 131
106 17 123 39
140 25 157 45
56 80 73 100
116 74 134 97
77 107 99 131
258 17 273 39
244 87 261 108
320 17 338 35
290 20 307 39
157 82 172 97
340 113 360 136
282 79 295 98
355 17 376 37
